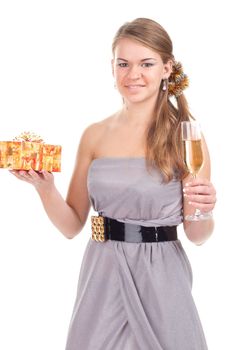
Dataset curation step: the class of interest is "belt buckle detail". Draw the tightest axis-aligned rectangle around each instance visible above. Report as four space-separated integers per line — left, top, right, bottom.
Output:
91 215 106 242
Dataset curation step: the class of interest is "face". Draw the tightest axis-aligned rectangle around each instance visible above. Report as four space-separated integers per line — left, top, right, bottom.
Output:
112 38 172 105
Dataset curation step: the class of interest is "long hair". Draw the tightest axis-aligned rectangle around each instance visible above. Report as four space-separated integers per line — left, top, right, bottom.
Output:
112 18 191 182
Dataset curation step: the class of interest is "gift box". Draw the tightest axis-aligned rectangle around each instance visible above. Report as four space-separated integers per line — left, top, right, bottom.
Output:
0 132 61 172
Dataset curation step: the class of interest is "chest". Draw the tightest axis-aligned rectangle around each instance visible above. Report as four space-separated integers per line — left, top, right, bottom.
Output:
94 127 147 158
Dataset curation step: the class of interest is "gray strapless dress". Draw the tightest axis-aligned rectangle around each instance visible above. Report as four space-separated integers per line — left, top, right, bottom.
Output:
65 157 208 350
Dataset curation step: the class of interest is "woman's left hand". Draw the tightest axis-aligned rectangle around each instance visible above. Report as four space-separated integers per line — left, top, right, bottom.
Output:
183 178 217 213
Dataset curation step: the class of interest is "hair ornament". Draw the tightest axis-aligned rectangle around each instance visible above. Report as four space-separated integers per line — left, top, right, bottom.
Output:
168 61 189 97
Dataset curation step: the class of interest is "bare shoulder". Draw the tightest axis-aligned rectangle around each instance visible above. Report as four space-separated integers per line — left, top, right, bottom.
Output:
79 114 116 159
70 114 115 174
85 114 116 136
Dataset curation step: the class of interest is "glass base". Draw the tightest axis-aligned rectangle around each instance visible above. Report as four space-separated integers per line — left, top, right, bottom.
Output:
185 209 213 222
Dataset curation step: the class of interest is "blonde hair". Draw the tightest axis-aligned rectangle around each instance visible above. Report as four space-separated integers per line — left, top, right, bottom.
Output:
112 18 191 182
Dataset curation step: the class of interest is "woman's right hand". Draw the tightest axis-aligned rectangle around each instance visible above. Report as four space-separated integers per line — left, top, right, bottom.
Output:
9 169 54 192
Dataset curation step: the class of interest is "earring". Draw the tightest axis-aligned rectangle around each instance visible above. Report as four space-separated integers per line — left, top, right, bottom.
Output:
162 79 167 91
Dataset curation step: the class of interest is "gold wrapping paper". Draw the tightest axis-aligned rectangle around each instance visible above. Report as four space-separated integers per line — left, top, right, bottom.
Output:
0 133 61 172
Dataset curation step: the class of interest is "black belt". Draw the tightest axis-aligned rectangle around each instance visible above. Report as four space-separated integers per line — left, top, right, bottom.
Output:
91 215 177 243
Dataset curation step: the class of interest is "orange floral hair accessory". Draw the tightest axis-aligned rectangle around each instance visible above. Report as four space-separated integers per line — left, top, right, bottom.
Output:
168 61 189 98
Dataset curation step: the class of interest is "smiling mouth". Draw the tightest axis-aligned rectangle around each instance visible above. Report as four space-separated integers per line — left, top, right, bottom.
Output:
125 85 145 89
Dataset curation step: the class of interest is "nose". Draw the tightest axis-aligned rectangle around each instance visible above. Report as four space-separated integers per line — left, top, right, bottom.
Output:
127 65 142 80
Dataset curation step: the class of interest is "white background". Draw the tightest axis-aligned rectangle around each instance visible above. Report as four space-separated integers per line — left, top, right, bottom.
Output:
0 0 232 349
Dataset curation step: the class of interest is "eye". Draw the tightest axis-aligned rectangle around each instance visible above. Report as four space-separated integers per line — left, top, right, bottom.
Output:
117 63 128 67
141 62 154 68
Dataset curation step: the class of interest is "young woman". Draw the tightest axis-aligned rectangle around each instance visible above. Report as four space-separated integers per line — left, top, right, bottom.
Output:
11 18 216 350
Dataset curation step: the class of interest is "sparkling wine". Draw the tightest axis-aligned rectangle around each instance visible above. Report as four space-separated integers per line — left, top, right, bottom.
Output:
183 139 203 175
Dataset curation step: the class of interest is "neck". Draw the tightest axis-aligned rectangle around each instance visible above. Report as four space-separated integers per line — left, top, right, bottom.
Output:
120 99 156 127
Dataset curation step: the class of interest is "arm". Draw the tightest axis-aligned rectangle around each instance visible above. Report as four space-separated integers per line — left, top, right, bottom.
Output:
36 173 85 239
10 123 98 239
182 134 216 245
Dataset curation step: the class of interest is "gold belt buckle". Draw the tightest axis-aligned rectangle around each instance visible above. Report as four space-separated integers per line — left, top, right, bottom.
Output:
91 215 106 242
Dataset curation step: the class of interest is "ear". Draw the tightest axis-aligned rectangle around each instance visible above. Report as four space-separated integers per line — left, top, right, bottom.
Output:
163 59 173 79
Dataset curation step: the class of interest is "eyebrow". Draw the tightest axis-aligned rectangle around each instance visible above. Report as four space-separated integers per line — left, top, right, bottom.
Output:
116 58 157 62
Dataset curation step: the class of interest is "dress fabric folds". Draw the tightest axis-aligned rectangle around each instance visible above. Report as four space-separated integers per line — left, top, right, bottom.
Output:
65 157 208 350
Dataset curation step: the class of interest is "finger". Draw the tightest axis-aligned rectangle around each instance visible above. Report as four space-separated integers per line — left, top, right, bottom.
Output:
183 184 216 195
184 193 215 204
40 170 54 181
9 170 20 177
185 178 211 187
187 201 215 212
28 169 43 181
19 171 36 183
10 169 54 186
27 170 51 187
10 170 29 181
10 170 36 184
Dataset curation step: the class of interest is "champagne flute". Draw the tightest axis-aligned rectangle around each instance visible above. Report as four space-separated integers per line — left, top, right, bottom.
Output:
181 121 212 221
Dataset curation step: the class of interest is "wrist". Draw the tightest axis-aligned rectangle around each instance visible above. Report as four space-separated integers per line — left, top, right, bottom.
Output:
35 182 55 196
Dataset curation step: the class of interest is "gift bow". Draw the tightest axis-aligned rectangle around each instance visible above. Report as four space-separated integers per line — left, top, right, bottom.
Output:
13 131 44 143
